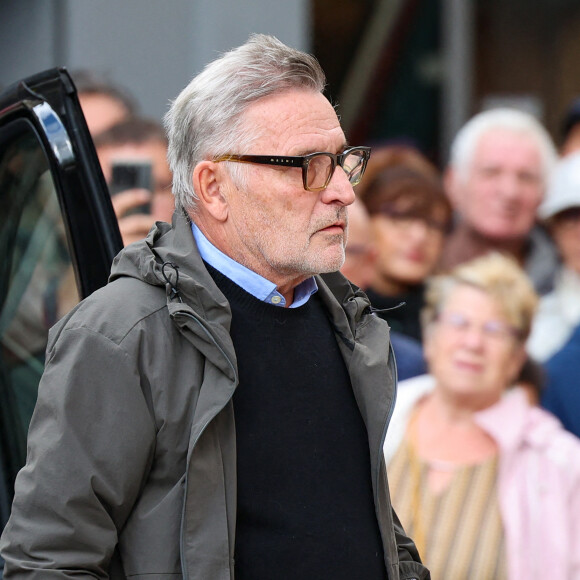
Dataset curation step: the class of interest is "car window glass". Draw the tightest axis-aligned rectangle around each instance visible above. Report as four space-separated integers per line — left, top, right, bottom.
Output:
0 120 80 490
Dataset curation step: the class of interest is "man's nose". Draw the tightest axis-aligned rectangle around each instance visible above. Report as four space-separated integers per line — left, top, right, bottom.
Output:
497 172 521 199
321 167 356 206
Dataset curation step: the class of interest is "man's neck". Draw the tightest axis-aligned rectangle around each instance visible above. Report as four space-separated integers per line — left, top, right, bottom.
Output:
440 223 528 271
191 220 316 308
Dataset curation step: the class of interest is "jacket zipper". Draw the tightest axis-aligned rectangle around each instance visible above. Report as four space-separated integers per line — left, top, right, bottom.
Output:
376 340 399 500
375 340 400 577
379 342 421 580
176 309 238 580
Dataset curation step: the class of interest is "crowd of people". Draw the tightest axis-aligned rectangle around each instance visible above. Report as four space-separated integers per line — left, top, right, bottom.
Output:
341 99 580 578
1 34 580 579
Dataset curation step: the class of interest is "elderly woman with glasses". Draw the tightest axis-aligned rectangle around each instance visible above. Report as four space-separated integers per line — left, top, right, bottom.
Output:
383 252 580 580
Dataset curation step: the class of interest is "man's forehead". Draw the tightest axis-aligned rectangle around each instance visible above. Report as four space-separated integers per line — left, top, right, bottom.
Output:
476 128 541 159
242 90 345 152
467 129 543 176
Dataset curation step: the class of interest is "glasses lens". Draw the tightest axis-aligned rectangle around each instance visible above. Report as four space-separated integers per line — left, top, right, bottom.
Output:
342 150 367 185
306 154 333 190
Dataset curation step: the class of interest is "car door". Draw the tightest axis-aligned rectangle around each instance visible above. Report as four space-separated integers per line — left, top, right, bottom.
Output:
0 68 123 540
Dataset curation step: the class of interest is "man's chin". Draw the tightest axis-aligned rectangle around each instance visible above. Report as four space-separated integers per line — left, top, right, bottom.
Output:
312 249 346 274
477 224 530 242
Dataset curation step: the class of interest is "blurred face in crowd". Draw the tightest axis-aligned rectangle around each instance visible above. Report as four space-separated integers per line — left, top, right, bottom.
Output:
369 200 448 294
425 284 525 410
195 89 355 295
448 129 544 241
97 139 174 222
549 207 580 274
341 198 377 289
79 93 131 137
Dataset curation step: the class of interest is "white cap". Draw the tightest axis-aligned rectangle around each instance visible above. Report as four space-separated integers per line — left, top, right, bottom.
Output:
538 151 580 220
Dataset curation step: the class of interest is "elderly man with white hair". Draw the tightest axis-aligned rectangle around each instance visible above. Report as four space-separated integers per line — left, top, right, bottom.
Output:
440 108 558 295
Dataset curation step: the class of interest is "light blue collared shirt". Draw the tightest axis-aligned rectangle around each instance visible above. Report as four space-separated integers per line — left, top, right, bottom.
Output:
191 223 318 308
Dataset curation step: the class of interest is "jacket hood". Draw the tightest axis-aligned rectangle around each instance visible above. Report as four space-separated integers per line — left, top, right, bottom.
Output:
110 210 230 317
108 210 238 380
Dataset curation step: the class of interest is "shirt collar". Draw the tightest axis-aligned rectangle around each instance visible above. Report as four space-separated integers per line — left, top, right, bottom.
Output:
191 222 317 308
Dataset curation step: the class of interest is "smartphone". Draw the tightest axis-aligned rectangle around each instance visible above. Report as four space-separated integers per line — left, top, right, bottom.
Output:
110 159 153 216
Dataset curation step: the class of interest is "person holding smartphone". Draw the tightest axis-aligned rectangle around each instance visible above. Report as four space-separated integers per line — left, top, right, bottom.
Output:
95 116 174 245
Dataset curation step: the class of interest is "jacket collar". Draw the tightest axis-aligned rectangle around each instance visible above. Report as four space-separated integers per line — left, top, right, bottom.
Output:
317 271 374 343
108 210 375 380
109 210 237 379
110 210 230 319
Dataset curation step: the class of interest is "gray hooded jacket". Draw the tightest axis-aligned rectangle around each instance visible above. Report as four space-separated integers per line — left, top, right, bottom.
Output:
0 211 429 580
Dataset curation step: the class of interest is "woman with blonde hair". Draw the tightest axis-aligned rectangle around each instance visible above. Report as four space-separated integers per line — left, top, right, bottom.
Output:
384 252 580 579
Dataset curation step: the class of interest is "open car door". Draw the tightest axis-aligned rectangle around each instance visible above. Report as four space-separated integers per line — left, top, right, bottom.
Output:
0 68 123 549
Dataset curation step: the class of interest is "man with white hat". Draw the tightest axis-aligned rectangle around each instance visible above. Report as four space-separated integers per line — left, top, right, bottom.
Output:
527 151 580 362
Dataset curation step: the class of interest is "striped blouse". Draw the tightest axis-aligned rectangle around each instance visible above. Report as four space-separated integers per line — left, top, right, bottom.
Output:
388 442 507 580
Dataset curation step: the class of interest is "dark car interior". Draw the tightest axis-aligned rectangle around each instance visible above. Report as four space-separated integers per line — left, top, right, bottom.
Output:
0 70 123 567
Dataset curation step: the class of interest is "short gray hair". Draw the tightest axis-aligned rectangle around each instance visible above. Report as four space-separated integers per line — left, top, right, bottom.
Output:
449 108 557 186
164 34 326 212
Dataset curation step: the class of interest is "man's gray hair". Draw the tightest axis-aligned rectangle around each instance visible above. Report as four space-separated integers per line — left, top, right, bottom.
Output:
449 108 557 186
164 34 326 211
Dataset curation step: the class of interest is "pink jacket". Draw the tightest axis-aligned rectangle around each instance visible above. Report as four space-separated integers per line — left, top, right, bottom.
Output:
384 376 580 579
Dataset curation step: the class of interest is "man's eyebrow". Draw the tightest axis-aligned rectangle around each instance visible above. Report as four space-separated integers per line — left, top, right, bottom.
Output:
294 143 350 156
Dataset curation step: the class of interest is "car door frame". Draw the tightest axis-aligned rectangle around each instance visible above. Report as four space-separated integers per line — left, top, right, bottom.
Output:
0 67 123 296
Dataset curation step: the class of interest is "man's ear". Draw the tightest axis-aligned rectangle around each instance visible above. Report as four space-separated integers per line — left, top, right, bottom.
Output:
192 161 229 222
443 166 461 207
